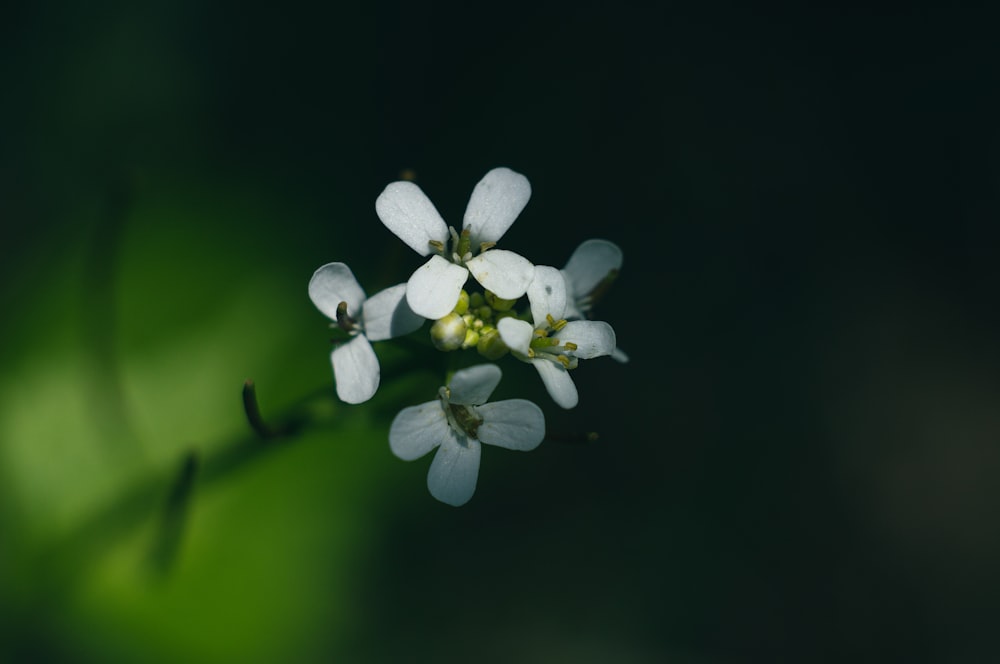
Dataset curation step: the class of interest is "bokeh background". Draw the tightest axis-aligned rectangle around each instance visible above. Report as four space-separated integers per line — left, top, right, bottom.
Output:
3 2 999 662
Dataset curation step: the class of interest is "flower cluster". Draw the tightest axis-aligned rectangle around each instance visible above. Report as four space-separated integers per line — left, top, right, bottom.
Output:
309 167 625 506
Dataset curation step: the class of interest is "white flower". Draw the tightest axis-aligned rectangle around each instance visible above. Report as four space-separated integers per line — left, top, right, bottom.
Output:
562 238 622 319
375 167 536 320
497 266 616 409
389 364 545 507
562 238 629 363
308 262 423 404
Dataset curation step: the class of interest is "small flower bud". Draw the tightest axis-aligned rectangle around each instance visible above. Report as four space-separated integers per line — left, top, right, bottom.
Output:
430 313 467 351
485 290 517 311
476 325 509 360
453 290 470 315
462 328 480 349
469 292 486 309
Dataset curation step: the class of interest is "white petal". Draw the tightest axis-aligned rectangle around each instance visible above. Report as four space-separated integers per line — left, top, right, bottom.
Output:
497 317 534 356
558 320 616 359
532 359 578 409
462 167 531 245
561 277 585 320
448 364 502 405
562 239 623 297
611 346 630 363
562 299 585 321
466 249 534 300
362 283 424 342
427 435 481 507
476 399 545 451
331 335 379 404
526 265 568 324
389 401 449 461
308 262 367 320
405 255 469 320
375 181 449 256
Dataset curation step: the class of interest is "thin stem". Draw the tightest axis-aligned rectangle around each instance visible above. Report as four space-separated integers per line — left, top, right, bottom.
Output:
149 450 199 575
242 379 277 439
242 379 310 440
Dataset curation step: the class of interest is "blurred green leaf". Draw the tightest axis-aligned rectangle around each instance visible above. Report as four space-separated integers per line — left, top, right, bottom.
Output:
0 175 395 662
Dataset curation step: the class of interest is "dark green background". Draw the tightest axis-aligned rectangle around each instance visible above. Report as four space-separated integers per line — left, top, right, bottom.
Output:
2 2 999 662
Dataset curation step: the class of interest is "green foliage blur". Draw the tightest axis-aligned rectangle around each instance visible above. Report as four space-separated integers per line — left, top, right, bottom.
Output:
2 2 999 662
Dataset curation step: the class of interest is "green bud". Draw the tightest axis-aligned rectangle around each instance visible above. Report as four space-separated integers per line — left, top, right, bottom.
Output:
476 305 493 321
462 328 480 349
485 290 517 311
469 292 486 309
453 290 470 315
430 313 467 351
476 325 509 360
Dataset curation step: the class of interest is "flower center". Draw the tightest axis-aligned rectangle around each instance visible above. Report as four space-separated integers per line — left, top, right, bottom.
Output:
427 227 496 267
438 386 483 438
331 301 362 338
527 314 579 369
428 288 517 360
